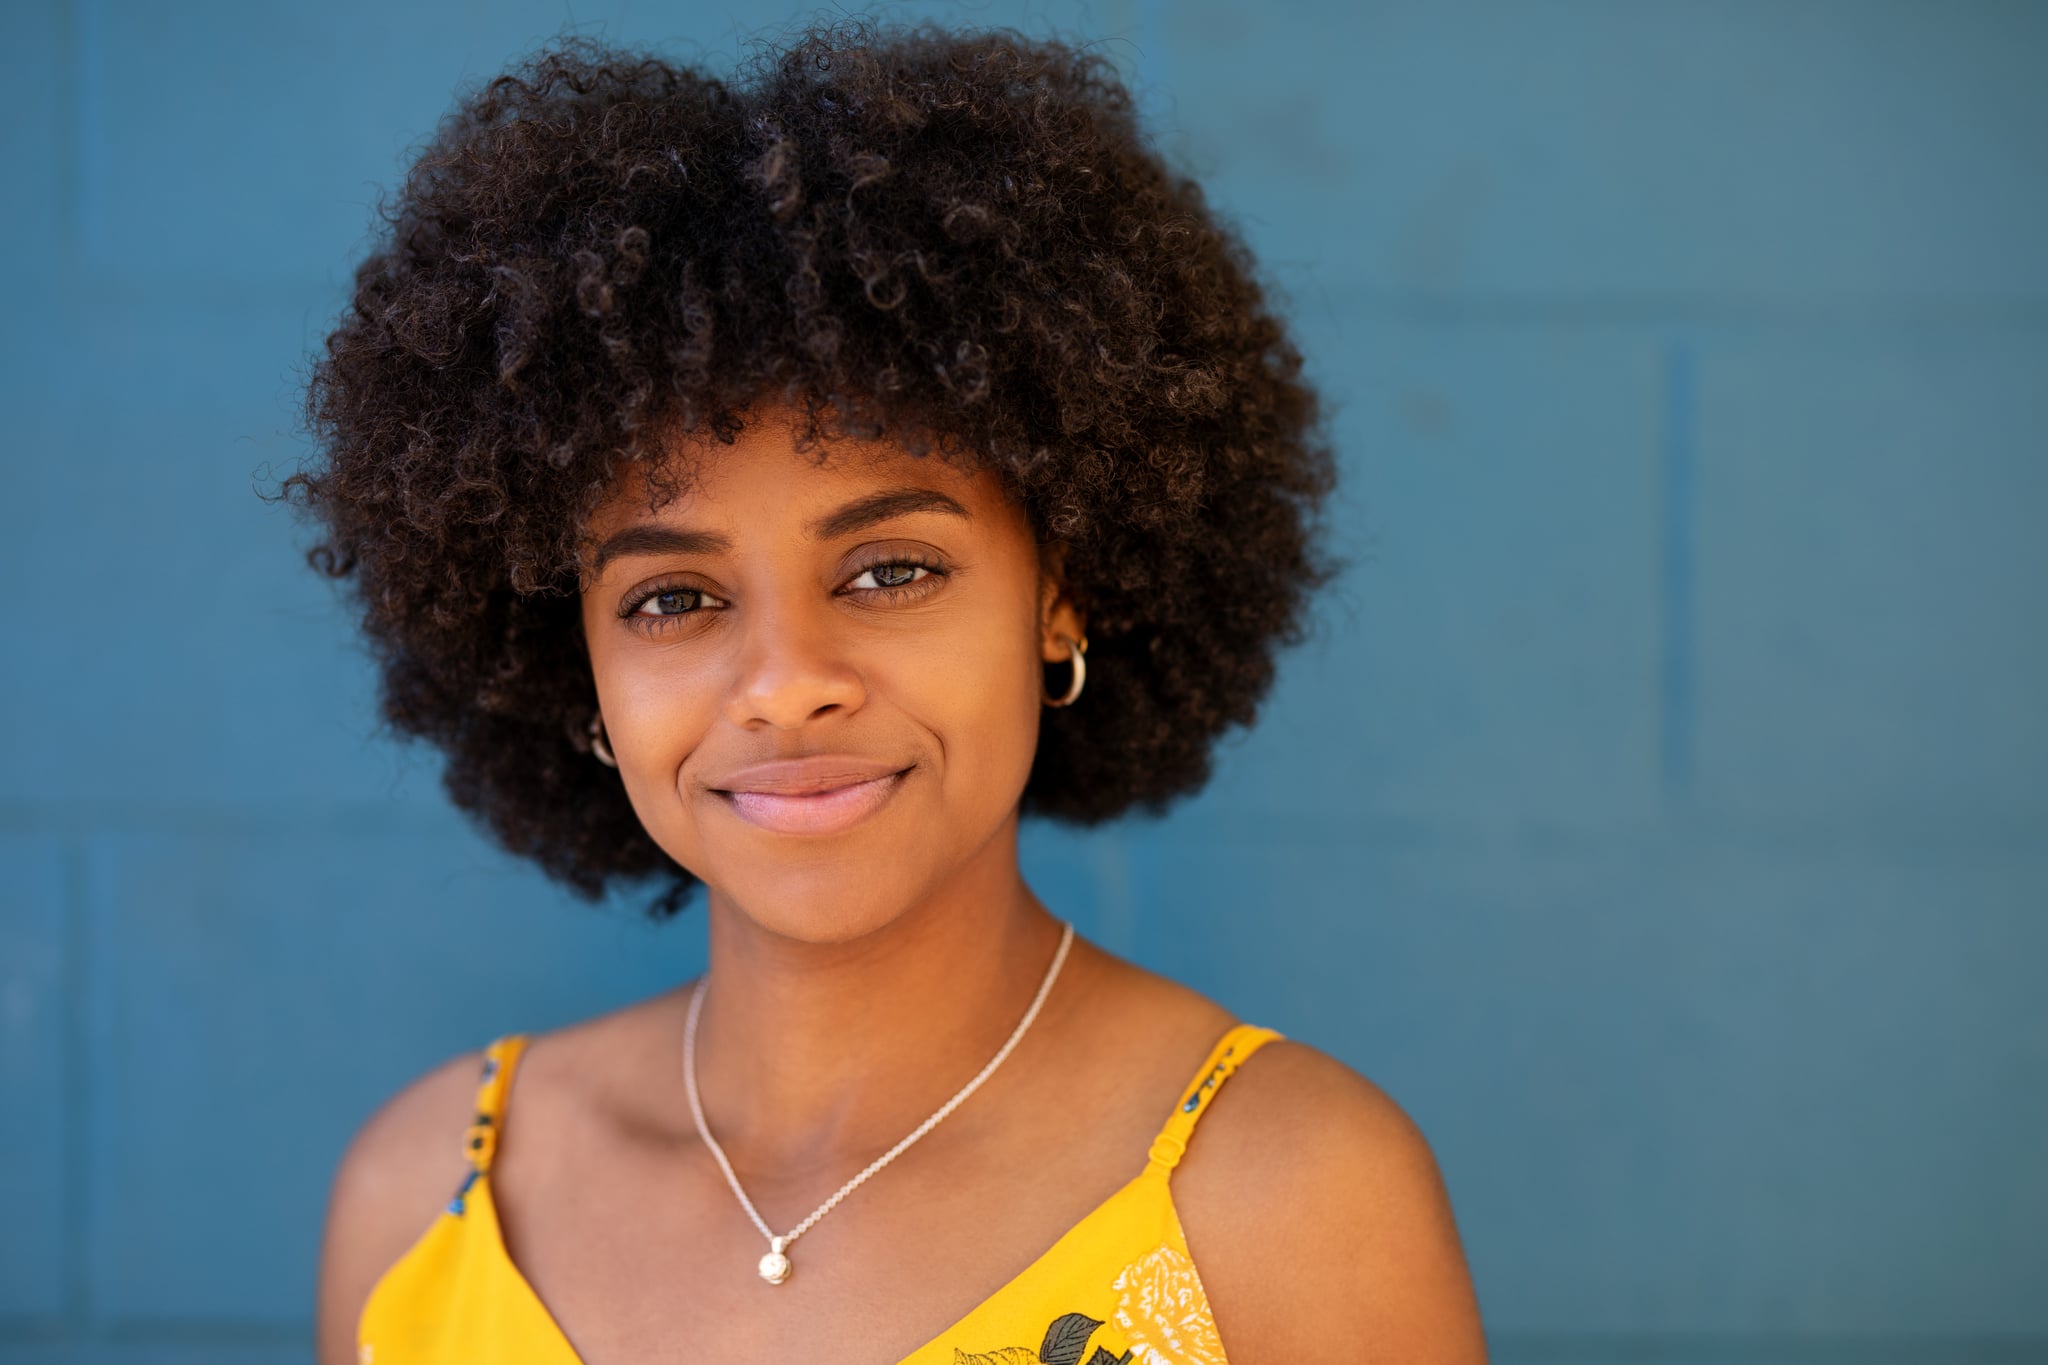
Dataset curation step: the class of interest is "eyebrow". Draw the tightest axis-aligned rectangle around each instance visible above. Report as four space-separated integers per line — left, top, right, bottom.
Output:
589 485 971 576
808 486 971 540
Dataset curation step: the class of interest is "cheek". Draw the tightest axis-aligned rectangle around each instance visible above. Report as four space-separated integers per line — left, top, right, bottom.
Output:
598 644 725 830
885 603 1044 793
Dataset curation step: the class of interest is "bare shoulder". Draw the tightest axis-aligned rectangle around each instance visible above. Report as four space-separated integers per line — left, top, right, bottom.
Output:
313 1044 485 1365
312 986 682 1365
1173 1037 1491 1365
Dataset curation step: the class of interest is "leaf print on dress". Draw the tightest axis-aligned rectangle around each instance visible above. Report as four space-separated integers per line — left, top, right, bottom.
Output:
1029 1312 1101 1365
1110 1244 1228 1365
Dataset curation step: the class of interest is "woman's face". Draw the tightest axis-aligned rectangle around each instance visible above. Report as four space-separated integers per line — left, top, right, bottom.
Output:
577 407 1085 943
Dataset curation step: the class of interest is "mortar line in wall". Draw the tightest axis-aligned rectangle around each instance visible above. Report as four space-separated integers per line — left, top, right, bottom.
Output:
1134 0 1170 136
65 0 106 272
1658 338 1697 807
59 835 90 1331
1487 1328 2048 1362
52 0 81 267
1322 287 2048 332
0 1314 308 1345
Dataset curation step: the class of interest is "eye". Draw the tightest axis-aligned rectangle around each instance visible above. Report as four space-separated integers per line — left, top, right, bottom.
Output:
843 554 946 601
848 561 931 591
620 582 729 632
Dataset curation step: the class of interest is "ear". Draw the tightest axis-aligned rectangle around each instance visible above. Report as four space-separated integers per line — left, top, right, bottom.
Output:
1036 541 1088 662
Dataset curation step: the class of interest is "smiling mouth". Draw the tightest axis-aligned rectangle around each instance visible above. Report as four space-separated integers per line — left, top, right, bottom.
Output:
714 769 912 836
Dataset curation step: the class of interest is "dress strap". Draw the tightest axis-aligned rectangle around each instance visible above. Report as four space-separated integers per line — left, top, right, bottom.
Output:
464 1034 528 1172
1143 1021 1285 1174
448 1035 528 1215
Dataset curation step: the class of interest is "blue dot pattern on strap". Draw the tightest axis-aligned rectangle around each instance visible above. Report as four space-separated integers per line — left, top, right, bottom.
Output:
447 1166 481 1216
447 1050 501 1215
1180 1044 1237 1111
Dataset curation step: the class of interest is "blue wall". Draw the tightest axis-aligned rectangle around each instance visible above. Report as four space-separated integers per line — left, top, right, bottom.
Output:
3 1 2044 1360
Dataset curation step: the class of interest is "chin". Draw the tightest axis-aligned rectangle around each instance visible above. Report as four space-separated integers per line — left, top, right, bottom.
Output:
703 859 930 946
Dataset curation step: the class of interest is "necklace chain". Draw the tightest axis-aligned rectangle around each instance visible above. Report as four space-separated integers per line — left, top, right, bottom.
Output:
682 919 1076 1282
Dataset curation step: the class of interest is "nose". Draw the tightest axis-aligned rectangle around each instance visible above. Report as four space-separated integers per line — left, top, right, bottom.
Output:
722 601 868 730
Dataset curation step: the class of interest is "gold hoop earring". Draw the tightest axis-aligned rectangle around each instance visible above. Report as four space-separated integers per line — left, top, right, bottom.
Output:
588 711 618 768
1042 632 1087 708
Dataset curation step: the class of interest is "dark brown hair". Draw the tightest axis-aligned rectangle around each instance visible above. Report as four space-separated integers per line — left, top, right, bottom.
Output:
275 18 1339 920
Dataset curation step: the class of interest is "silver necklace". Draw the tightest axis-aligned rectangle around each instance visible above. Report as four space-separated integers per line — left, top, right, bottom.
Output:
683 919 1076 1285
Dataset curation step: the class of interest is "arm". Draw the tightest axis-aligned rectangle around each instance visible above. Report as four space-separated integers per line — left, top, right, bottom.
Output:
1173 1041 1490 1365
313 1048 484 1365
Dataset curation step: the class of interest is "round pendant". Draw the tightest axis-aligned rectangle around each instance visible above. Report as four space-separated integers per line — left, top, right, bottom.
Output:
758 1249 791 1284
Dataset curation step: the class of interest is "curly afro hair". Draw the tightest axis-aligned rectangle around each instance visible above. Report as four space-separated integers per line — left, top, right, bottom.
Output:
277 18 1339 921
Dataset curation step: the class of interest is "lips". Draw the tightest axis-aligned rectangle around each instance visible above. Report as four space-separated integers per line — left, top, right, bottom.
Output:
710 755 912 836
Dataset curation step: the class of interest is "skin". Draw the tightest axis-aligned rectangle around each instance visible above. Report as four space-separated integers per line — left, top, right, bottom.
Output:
315 403 1490 1364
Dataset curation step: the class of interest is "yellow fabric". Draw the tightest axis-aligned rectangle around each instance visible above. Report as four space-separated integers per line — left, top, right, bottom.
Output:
358 1020 1284 1365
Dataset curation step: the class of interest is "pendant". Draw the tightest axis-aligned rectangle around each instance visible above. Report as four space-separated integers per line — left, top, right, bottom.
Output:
758 1235 792 1285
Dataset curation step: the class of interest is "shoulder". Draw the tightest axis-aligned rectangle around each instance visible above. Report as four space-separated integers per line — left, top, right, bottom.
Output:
1173 1036 1491 1365
313 1042 492 1365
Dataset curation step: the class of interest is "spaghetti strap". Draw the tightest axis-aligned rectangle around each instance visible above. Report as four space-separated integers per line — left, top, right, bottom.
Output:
1143 1021 1285 1174
447 1034 529 1215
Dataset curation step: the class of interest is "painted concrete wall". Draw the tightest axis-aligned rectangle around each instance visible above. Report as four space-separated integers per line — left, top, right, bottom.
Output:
2 1 2043 1360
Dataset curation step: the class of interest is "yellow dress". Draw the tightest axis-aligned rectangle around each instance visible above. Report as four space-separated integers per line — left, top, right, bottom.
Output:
358 1020 1284 1365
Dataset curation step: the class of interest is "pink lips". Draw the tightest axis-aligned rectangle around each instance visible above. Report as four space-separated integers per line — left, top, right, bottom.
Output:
711 755 911 837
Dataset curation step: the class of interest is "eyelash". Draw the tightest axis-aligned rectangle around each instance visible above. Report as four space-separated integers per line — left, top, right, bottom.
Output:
618 554 948 634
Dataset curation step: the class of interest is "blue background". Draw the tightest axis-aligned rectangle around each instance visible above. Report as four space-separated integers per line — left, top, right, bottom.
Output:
2 1 2044 1360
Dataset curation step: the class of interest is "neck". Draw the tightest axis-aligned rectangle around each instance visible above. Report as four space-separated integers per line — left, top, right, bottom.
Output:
686 823 1077 1183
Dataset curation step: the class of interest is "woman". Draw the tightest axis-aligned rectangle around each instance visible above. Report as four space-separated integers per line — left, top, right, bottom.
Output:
298 19 1488 1364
